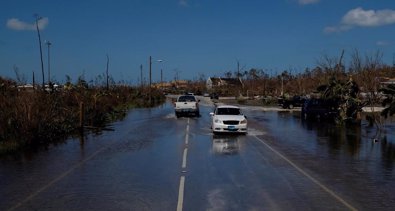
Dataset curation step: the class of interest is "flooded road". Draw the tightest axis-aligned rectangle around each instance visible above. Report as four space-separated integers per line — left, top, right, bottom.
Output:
245 109 395 210
1 99 395 210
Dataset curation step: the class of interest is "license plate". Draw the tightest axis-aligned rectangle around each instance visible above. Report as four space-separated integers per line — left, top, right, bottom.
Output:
228 126 236 130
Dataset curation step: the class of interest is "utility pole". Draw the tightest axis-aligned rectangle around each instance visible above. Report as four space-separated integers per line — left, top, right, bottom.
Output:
161 68 163 89
281 75 284 96
106 54 109 90
32 71 35 89
46 40 51 85
237 60 240 78
140 64 143 87
393 53 395 67
34 14 45 90
173 69 180 81
149 56 152 105
337 49 345 73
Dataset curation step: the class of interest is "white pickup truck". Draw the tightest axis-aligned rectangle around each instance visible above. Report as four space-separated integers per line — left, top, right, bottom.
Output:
174 95 200 118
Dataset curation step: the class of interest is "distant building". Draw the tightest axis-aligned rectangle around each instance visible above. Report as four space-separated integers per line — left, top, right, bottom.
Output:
153 82 172 89
206 77 244 90
152 80 189 90
173 80 189 89
17 84 35 91
380 77 395 85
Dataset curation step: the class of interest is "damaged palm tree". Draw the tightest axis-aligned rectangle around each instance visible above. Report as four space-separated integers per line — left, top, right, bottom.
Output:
380 84 395 118
315 50 364 124
318 76 363 124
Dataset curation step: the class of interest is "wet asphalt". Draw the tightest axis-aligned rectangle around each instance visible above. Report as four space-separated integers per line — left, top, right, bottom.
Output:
1 98 395 211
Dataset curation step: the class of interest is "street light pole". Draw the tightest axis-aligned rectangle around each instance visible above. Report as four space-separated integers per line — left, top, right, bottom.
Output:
148 56 163 106
34 14 45 90
46 40 51 85
157 60 163 90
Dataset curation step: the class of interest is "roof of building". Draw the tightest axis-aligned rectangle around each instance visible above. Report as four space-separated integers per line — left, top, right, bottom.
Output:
208 77 243 86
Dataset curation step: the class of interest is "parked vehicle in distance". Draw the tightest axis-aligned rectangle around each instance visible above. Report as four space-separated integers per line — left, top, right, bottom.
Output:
278 95 306 109
301 98 339 120
174 95 200 118
210 93 219 100
210 105 247 134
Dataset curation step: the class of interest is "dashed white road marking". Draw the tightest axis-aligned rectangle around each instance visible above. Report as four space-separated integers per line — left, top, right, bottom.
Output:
176 176 186 211
177 118 190 211
185 125 189 145
182 148 188 169
252 135 357 211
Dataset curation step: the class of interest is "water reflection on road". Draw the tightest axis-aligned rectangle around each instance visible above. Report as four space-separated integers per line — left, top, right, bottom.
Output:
247 110 395 209
212 135 240 155
250 110 395 172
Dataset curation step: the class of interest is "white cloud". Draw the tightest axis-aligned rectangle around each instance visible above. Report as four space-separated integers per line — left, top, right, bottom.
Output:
323 26 337 33
342 7 395 27
179 0 189 7
324 7 395 33
6 17 49 31
323 25 352 33
376 41 391 46
298 0 320 5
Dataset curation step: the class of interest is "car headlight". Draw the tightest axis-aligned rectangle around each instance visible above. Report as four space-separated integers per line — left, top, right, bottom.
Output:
214 119 222 123
240 119 247 124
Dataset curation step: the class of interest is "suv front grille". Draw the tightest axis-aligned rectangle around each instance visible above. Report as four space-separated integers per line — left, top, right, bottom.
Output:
223 120 239 125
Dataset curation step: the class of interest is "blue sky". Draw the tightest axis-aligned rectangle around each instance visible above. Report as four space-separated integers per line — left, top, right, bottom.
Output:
1 0 395 84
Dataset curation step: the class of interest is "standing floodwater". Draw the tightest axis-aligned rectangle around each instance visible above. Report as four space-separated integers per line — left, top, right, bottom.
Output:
247 109 395 209
1 102 395 210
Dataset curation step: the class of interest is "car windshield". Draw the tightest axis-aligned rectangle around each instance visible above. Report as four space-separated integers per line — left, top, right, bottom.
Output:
216 107 241 115
178 96 196 102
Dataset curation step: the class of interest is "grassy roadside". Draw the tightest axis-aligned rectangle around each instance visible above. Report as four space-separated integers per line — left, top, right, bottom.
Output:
0 81 165 155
